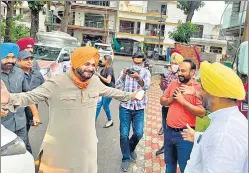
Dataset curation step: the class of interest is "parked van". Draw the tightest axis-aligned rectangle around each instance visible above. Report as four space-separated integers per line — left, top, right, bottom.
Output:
34 31 81 80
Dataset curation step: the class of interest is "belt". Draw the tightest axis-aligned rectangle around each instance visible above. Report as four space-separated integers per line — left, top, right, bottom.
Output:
168 126 195 132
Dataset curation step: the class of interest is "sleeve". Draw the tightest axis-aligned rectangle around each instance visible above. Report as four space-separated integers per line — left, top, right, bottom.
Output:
98 77 134 101
105 67 114 77
6 77 58 113
164 81 173 98
194 85 204 108
202 133 246 173
141 69 151 91
115 69 125 89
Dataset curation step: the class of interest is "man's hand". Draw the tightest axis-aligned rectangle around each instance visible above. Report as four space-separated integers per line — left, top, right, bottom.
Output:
179 85 196 95
33 113 41 127
129 71 140 80
181 124 196 142
1 80 10 105
121 69 127 80
1 108 9 117
173 88 186 105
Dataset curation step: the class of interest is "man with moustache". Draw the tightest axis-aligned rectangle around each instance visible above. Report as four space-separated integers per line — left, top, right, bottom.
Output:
16 50 45 154
1 46 141 173
0 43 31 148
160 59 206 173
16 37 40 70
182 61 247 173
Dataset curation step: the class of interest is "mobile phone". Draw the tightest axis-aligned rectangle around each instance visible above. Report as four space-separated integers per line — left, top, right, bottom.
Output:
30 120 42 126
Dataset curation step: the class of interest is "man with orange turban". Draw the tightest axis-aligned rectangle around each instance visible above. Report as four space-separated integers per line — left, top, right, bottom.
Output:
16 37 40 70
181 61 247 173
1 46 141 173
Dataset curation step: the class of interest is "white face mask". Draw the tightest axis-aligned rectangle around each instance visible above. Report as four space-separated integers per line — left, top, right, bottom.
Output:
171 64 179 73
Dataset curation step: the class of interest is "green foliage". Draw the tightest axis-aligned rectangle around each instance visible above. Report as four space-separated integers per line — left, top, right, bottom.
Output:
177 1 205 15
196 110 211 132
28 1 46 12
168 22 198 43
1 15 30 42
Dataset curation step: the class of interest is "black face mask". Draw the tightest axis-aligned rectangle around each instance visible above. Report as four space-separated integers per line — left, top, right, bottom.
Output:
178 75 191 83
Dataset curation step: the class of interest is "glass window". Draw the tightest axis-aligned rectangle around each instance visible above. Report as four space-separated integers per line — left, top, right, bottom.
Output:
87 1 110 7
85 13 104 28
210 46 222 54
33 45 61 61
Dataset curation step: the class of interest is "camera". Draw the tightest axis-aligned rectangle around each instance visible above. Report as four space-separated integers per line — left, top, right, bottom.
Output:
126 69 135 75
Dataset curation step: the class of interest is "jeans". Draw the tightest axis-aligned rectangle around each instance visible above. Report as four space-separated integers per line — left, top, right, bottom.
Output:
164 126 193 173
15 126 32 153
96 97 112 121
119 106 144 161
162 106 169 130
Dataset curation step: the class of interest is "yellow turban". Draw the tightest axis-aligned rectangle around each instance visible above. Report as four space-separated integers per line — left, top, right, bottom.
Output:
170 52 184 64
200 61 245 100
71 46 100 69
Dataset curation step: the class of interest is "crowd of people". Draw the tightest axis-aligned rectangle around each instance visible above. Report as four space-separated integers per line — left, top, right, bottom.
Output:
0 38 248 173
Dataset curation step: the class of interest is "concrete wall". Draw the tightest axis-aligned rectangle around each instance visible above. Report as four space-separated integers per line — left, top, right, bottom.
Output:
166 3 186 23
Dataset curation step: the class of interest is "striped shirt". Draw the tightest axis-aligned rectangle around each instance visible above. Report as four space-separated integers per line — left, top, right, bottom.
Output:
115 67 151 110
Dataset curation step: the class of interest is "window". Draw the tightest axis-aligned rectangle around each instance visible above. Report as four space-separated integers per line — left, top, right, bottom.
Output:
87 1 110 7
194 25 204 38
197 45 205 52
210 46 222 54
13 9 16 16
56 11 64 24
136 22 141 34
119 20 135 34
161 4 167 15
72 12 75 25
85 13 104 28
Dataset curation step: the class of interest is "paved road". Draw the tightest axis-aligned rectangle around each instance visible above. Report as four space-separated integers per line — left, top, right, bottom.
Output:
29 57 136 173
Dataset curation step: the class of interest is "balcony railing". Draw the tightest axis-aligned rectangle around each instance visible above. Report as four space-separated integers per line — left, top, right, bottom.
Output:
192 34 226 40
85 21 104 29
144 30 164 37
119 27 140 34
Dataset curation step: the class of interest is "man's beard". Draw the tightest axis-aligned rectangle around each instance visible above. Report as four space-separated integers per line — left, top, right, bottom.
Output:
76 68 95 81
1 62 15 72
178 75 191 83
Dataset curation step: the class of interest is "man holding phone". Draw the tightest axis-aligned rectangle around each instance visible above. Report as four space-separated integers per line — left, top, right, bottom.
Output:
160 59 206 173
116 54 151 172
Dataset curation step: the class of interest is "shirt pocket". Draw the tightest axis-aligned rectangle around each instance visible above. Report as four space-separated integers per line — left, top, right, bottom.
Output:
87 92 98 108
59 93 77 110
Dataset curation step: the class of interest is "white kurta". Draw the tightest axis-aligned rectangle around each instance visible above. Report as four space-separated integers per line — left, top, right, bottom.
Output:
185 106 248 173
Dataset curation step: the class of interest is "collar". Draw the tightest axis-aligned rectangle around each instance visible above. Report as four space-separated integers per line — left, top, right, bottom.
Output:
1 66 16 75
208 106 239 121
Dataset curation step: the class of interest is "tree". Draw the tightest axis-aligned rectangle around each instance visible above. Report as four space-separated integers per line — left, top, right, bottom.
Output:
169 22 198 44
28 1 46 39
60 1 71 33
177 1 205 22
1 15 30 42
2 1 14 42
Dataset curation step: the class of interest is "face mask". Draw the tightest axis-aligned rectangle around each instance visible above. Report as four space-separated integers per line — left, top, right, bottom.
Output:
132 64 142 72
171 64 179 73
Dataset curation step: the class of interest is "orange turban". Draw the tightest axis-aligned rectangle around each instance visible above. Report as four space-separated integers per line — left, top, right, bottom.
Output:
71 46 100 69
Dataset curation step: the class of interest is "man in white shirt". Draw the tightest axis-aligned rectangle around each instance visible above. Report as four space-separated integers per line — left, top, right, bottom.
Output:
181 61 248 173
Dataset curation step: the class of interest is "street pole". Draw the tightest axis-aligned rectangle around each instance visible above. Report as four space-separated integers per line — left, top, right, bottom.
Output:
51 10 54 31
158 9 163 55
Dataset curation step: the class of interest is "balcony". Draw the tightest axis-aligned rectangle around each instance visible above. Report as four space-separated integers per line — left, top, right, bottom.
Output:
191 34 226 40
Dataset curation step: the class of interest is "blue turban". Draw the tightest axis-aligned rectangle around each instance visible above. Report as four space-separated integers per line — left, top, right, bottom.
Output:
0 43 20 60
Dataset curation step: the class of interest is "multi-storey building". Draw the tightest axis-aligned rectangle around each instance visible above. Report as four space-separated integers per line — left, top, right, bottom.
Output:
47 1 118 44
222 1 247 56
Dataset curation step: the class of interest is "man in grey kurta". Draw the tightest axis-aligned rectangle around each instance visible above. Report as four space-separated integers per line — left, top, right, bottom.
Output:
1 46 138 173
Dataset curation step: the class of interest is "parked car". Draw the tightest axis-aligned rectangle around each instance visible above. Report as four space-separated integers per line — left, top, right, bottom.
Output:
34 31 81 80
93 43 114 60
1 125 35 173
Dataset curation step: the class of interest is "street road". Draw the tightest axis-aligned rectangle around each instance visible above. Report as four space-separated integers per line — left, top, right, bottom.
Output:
29 57 135 173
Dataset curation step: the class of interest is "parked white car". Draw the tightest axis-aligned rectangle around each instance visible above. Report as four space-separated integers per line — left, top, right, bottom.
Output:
1 125 35 173
93 43 114 60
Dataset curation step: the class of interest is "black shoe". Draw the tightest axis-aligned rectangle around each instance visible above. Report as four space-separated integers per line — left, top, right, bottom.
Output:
158 127 164 135
121 160 130 172
130 151 137 162
156 146 164 156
